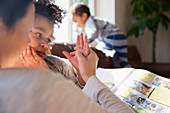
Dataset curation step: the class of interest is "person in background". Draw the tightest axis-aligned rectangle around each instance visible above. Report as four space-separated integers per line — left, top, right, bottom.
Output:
70 2 131 68
0 0 135 112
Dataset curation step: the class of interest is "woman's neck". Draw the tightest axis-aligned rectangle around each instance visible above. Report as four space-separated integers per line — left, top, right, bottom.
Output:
13 59 25 67
0 58 22 68
0 57 10 68
0 58 4 68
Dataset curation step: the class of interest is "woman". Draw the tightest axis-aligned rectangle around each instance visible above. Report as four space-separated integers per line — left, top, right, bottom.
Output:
0 0 135 112
0 0 35 68
16 0 86 87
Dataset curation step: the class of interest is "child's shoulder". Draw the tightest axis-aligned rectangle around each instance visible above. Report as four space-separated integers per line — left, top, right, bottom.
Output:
46 55 60 60
93 16 107 22
46 55 68 64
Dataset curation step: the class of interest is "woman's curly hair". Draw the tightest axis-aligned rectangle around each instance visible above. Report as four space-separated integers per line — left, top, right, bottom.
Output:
35 0 65 26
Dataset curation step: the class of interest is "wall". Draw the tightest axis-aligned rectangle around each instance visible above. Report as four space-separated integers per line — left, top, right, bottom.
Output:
95 0 115 24
95 0 170 62
115 0 170 62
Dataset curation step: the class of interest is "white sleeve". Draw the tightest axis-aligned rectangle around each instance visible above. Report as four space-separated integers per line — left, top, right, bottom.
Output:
83 76 135 113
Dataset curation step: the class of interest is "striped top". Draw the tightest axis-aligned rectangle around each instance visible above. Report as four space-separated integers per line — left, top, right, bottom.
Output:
85 16 130 67
85 16 122 43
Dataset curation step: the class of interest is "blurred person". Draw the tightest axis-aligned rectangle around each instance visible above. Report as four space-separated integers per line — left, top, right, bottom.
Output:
70 2 131 68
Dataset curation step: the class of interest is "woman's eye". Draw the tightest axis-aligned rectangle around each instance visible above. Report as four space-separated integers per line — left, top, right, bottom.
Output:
47 38 52 43
35 33 42 38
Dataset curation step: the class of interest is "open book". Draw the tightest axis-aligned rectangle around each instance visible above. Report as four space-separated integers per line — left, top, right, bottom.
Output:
96 68 170 113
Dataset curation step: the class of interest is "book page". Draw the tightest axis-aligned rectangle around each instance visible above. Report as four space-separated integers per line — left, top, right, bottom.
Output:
96 68 134 89
149 88 170 107
115 69 170 113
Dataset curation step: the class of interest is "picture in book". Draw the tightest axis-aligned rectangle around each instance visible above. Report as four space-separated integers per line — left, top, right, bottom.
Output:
96 68 170 113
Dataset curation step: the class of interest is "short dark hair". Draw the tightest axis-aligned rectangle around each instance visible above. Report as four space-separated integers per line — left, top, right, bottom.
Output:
35 0 65 26
70 2 91 17
0 0 33 28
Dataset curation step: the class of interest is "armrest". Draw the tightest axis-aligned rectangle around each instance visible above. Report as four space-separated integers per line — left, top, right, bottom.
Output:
51 43 114 68
143 62 170 78
51 43 75 58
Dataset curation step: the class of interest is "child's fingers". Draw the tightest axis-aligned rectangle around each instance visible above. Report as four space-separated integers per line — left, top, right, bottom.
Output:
23 49 30 63
74 47 77 50
19 54 28 66
70 51 76 56
31 48 40 61
27 45 35 62
83 36 88 50
80 33 84 49
62 51 71 60
85 43 90 57
84 36 89 57
76 35 80 50
83 36 86 50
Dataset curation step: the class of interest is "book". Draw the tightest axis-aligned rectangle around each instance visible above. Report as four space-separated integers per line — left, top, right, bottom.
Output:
96 68 170 113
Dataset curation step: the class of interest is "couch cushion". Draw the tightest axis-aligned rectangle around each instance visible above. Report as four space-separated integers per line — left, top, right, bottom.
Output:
51 43 114 68
127 45 144 68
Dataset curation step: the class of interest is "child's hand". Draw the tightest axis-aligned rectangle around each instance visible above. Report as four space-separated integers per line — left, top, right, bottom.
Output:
62 33 90 86
19 45 49 69
62 33 89 70
74 33 89 57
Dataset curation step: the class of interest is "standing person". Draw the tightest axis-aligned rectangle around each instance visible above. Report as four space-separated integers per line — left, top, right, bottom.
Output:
70 2 130 68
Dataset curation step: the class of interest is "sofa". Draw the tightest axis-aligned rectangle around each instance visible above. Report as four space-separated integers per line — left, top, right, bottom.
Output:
51 43 170 78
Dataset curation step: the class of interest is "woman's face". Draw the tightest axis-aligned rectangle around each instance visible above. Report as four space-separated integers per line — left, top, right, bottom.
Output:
13 3 35 51
28 14 54 59
0 3 35 68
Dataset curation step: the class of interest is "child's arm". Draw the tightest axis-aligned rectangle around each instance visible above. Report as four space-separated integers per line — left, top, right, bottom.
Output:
63 33 89 86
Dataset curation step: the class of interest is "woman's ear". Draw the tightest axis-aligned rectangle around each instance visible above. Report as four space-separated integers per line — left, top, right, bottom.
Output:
0 17 8 42
0 18 7 31
0 18 4 29
82 13 88 21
